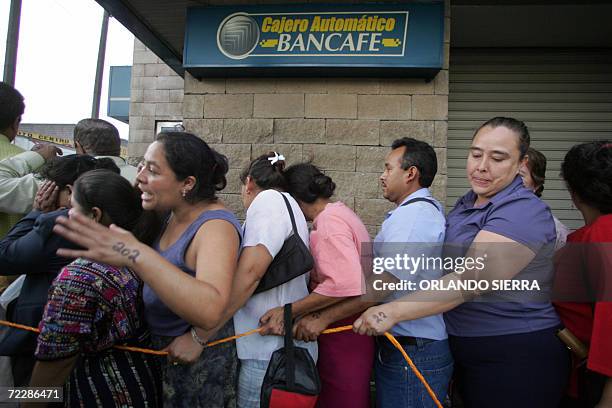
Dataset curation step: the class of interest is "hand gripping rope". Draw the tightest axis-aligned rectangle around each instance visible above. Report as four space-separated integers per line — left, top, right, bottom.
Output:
0 320 443 408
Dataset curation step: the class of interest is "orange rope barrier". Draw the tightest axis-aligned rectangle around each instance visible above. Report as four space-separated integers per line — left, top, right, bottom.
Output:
384 332 443 408
0 320 40 334
317 325 443 408
114 344 168 356
322 325 352 334
0 319 442 407
205 327 262 348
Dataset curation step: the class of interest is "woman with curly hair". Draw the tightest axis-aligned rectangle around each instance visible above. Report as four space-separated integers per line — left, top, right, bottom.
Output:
554 141 612 408
52 133 242 407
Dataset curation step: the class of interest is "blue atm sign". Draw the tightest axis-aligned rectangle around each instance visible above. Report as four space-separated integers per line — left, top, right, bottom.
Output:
219 12 407 58
185 4 444 78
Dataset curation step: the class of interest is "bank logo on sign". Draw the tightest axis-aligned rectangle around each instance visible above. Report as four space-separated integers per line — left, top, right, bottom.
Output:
216 11 408 60
217 14 260 59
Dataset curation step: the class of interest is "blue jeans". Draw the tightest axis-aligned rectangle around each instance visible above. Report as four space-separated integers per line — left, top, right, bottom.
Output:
375 336 453 408
237 359 269 408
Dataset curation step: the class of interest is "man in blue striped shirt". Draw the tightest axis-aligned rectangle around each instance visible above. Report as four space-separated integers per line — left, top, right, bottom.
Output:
371 137 452 408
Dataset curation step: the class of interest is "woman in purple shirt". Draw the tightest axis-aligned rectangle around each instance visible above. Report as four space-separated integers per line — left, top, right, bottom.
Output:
54 133 242 407
354 117 569 407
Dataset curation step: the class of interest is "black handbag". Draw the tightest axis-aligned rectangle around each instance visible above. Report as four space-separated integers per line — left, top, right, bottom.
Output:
260 304 320 408
254 194 314 294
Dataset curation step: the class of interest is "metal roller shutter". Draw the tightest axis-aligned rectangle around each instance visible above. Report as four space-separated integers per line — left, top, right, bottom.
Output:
447 48 612 230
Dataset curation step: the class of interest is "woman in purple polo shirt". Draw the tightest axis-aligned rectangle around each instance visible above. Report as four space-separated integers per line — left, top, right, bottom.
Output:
354 117 570 407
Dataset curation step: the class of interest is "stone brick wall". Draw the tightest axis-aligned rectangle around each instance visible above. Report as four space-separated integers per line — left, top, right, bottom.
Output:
128 39 184 162
128 1 450 234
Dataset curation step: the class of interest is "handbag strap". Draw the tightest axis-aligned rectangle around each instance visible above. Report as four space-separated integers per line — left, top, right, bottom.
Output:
400 197 440 212
283 303 295 388
279 193 299 236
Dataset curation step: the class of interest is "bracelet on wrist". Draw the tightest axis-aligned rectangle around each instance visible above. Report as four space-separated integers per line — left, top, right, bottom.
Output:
190 327 207 347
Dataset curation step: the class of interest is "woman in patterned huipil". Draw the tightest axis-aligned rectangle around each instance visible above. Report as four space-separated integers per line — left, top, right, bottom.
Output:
52 133 242 407
29 170 163 407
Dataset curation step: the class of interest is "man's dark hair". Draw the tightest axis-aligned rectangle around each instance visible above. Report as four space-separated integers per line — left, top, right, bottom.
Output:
561 140 612 214
391 138 438 188
524 147 547 197
474 116 530 158
0 82 25 131
73 118 121 156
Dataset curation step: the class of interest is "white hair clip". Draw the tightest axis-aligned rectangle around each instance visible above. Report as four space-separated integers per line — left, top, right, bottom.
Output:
267 152 285 165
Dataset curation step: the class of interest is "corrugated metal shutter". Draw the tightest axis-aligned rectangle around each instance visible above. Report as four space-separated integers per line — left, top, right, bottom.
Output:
447 49 612 230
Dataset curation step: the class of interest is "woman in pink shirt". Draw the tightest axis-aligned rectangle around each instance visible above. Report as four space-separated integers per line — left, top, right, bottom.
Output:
259 163 374 408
